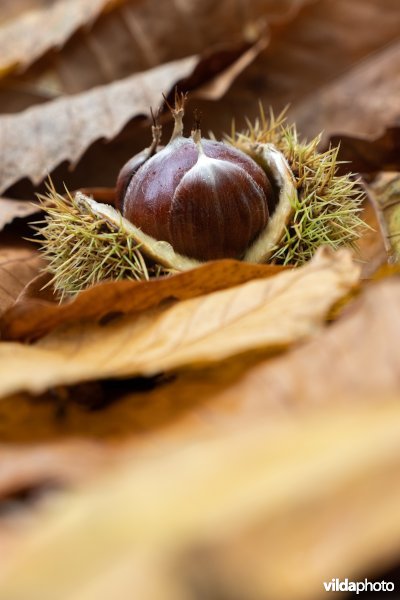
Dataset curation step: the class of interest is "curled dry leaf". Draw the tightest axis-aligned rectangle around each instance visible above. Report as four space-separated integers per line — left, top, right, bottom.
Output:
0 198 39 231
1 260 284 342
0 42 263 193
0 0 123 77
0 400 400 600
0 247 359 398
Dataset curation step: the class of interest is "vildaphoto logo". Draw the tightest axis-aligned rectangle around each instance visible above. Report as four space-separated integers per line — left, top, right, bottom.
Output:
323 578 395 594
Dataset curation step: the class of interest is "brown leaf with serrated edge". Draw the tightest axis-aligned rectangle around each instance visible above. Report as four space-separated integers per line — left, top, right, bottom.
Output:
0 248 359 398
0 198 39 231
1 259 284 342
0 237 44 315
40 0 399 195
0 400 399 600
0 0 124 78
0 55 194 192
0 41 264 194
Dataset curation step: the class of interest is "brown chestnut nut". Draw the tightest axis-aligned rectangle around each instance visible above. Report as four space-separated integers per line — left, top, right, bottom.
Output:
117 96 275 262
115 112 162 213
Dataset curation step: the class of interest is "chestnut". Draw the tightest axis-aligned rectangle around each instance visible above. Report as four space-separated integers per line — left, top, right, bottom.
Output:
40 98 365 298
117 96 275 261
115 110 162 214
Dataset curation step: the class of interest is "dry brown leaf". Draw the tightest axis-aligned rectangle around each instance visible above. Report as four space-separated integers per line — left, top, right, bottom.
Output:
0 198 39 231
355 197 388 278
0 42 263 193
202 277 400 415
0 248 359 398
292 39 400 145
365 173 400 262
1 260 284 341
0 0 123 78
0 0 308 101
330 127 400 175
0 277 396 525
0 400 399 600
0 238 43 315
2 55 199 192
3 279 399 446
49 0 399 193
2 276 394 444
190 0 400 141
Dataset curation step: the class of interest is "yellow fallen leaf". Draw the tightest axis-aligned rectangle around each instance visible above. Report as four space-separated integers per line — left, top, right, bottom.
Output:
202 277 400 412
0 399 400 600
0 247 359 398
1 277 399 447
1 259 284 342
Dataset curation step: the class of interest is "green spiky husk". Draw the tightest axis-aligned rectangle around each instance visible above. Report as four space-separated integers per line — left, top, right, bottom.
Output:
230 108 366 265
35 185 168 301
35 110 366 299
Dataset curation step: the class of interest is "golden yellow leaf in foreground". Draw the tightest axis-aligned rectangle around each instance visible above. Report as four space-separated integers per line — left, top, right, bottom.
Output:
0 400 399 600
0 247 359 398
1 259 284 341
